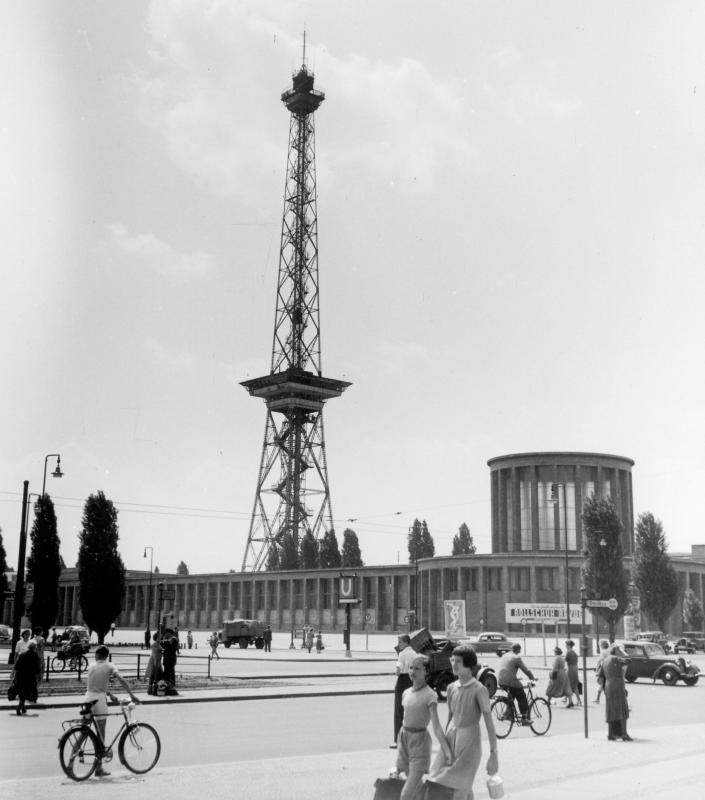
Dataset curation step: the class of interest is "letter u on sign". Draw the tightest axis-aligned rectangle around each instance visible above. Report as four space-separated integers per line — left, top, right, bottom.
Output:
340 577 355 599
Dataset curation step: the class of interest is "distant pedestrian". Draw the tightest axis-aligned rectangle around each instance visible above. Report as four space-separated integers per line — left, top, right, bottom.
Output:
305 627 314 653
263 626 272 653
315 631 324 654
545 647 573 707
161 629 179 695
50 627 59 651
596 644 632 741
31 627 46 681
13 640 40 715
110 623 115 638
391 634 417 748
146 632 163 695
210 631 220 659
565 640 581 706
14 629 31 660
594 640 610 703
144 628 151 650
187 630 194 650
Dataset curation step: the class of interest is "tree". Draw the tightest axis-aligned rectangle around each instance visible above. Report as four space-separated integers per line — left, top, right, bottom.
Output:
300 531 319 569
77 491 126 643
341 528 363 567
278 532 299 570
0 527 9 599
452 522 476 555
266 543 281 571
581 496 630 642
319 529 341 568
682 589 704 632
408 519 435 563
154 565 160 574
25 495 62 633
633 512 679 631
176 561 189 576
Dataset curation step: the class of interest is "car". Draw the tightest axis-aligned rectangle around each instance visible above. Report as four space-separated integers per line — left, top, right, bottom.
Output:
460 632 515 656
426 637 498 701
670 637 697 654
621 640 700 686
682 631 705 652
0 624 11 643
637 631 671 652
56 625 91 653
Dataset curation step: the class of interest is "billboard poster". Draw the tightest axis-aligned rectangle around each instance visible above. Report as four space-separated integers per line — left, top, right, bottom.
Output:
444 599 466 638
505 603 592 625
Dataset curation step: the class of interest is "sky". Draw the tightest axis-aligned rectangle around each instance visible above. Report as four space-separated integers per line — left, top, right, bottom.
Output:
1 1 704 576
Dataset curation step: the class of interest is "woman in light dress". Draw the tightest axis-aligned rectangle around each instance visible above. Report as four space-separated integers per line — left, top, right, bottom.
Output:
427 645 499 800
545 646 574 707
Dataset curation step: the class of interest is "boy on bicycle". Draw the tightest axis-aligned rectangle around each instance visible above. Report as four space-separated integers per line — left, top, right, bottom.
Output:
84 645 139 777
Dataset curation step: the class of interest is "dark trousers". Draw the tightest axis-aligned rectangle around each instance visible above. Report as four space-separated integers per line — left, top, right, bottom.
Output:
608 719 626 738
506 685 529 718
394 674 413 740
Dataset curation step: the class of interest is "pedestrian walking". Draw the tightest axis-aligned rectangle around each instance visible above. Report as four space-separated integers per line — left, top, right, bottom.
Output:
210 631 220 659
31 627 46 682
593 640 610 703
12 640 41 715
144 628 151 650
110 623 116 638
427 645 499 800
305 627 314 653
391 633 417 748
187 630 194 649
14 629 31 660
50 627 59 651
545 646 573 707
315 631 324 653
565 640 582 706
596 644 632 741
263 625 273 653
391 654 451 800
146 632 163 695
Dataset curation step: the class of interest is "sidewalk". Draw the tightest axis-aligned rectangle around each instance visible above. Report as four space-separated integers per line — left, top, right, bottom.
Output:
1 722 702 799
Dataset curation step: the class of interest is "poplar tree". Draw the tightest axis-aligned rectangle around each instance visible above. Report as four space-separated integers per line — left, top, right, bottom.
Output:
300 531 320 569
452 522 476 555
26 495 62 632
341 528 363 567
318 529 341 568
633 512 679 631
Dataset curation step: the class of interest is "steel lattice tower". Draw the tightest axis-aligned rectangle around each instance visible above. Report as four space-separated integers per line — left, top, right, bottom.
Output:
241 56 351 572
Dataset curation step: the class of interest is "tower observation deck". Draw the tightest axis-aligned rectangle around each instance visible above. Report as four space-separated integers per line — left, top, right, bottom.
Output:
241 56 351 572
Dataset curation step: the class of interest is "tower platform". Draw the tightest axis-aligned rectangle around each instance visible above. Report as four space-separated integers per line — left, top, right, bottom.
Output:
241 367 351 413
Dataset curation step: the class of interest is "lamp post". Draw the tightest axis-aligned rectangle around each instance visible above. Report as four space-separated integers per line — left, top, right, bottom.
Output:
550 482 571 642
9 481 30 665
42 454 63 497
144 547 154 646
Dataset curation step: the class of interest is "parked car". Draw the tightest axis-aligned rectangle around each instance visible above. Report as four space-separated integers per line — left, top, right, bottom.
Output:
671 637 697 654
0 624 11 643
621 640 699 686
55 625 91 653
460 632 515 656
682 631 705 652
636 631 671 652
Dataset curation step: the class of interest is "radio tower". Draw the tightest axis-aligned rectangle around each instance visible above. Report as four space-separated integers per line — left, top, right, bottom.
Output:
241 42 351 572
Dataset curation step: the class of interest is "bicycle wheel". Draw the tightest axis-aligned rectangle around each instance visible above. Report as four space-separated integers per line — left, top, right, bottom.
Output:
490 696 514 739
59 726 100 781
51 656 66 672
119 722 161 774
528 697 552 736
79 655 89 671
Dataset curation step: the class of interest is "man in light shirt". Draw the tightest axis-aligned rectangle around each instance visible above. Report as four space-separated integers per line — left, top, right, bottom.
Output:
391 633 417 748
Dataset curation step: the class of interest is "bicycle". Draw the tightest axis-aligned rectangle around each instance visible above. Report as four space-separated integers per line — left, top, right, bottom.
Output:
58 697 161 781
51 649 89 673
490 680 551 738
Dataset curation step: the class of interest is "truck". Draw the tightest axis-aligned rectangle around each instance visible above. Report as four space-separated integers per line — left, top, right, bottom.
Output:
220 619 266 649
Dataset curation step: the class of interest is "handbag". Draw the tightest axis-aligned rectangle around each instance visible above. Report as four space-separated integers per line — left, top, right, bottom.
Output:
373 777 404 800
423 781 454 800
7 682 17 701
577 680 583 695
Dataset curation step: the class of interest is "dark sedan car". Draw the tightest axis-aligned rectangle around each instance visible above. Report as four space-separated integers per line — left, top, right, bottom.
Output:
622 641 699 686
460 632 515 656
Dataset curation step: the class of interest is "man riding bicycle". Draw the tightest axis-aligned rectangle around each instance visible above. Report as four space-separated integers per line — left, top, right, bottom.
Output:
83 645 139 777
497 643 535 724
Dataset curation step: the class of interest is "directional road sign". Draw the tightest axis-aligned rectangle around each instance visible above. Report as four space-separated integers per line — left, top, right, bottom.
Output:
586 597 618 610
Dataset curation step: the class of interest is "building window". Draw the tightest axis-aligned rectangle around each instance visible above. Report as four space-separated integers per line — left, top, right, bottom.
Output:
537 567 557 591
509 567 530 591
445 569 458 593
322 578 330 607
538 481 554 551
519 480 532 550
583 480 595 500
365 577 374 608
487 567 502 591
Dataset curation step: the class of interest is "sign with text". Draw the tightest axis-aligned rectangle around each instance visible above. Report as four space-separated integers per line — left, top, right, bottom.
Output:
505 603 592 625
338 574 359 604
444 600 466 638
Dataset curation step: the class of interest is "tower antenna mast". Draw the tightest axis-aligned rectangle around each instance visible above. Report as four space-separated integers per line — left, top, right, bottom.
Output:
241 46 351 572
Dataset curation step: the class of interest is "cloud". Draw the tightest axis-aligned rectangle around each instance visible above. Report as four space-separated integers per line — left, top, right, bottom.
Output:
106 222 213 280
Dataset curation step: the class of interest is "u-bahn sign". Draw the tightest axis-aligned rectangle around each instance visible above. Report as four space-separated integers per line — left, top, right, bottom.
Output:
505 603 592 625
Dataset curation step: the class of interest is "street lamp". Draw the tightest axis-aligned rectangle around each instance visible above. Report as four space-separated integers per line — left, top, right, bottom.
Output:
9 481 30 665
144 547 154 645
408 525 420 630
550 482 571 642
42 454 63 497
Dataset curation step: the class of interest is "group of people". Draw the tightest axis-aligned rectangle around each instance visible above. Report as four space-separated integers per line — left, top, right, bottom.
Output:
545 639 582 708
391 633 499 800
10 627 46 715
144 628 180 696
301 625 324 653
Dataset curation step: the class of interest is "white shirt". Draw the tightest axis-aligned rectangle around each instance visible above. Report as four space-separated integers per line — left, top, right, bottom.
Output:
396 645 417 675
